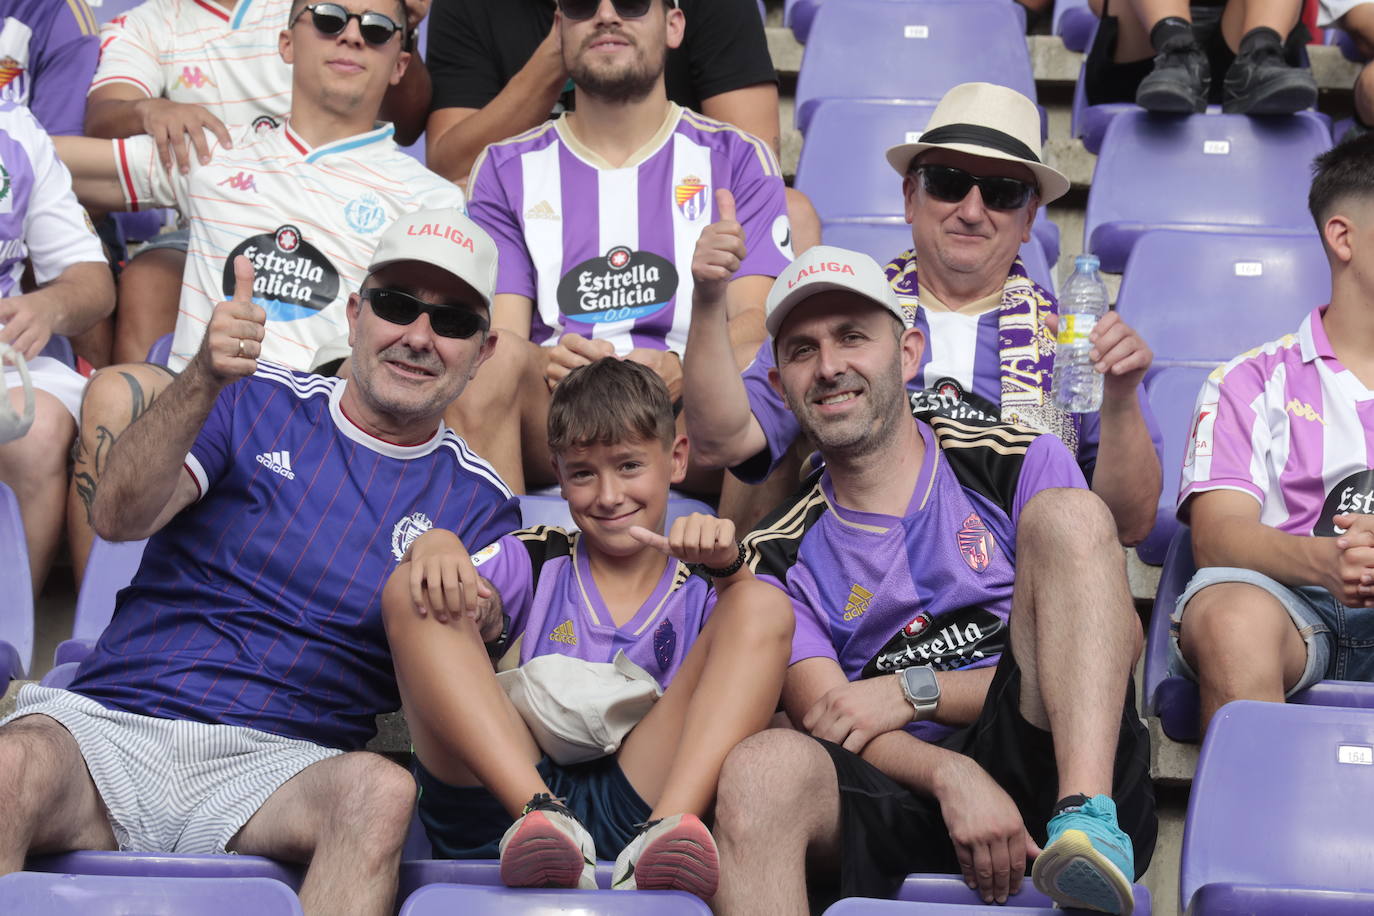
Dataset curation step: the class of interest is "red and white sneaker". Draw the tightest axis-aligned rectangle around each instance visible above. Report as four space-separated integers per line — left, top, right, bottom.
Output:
611 813 720 899
498 793 597 890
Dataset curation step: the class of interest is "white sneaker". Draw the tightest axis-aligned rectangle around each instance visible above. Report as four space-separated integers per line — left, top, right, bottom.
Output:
611 813 719 899
498 793 598 889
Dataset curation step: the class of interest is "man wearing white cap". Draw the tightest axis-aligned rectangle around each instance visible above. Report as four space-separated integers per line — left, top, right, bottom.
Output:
685 82 1162 543
0 211 519 916
708 245 1155 915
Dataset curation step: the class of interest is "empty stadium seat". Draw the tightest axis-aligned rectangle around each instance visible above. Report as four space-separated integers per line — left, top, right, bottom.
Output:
1181 701 1374 913
517 495 716 531
1069 61 1138 155
37 335 75 369
1084 111 1332 271
819 221 1057 293
1137 367 1210 564
1053 0 1097 52
785 0 822 42
825 899 1065 914
0 872 302 915
399 883 711 914
793 0 1033 133
1146 529 1374 742
25 851 304 890
146 333 174 366
0 481 33 681
54 536 148 667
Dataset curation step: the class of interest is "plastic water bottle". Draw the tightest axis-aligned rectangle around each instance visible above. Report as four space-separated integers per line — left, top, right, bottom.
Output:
1051 255 1107 413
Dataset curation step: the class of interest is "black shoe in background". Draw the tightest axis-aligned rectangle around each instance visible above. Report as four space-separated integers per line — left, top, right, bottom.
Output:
1136 34 1211 113
1222 28 1318 114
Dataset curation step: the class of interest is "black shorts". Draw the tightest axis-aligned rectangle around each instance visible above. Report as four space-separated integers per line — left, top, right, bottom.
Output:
415 753 652 861
816 645 1157 902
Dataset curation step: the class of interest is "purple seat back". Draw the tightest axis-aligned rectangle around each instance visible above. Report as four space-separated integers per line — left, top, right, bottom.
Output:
1085 112 1332 272
1188 884 1374 915
25 851 305 890
794 0 1032 133
1182 701 1374 912
37 336 76 368
0 482 32 678
399 883 711 914
1137 367 1209 565
1053 0 1097 51
114 209 171 244
826 899 1061 914
517 495 716 532
146 333 174 366
786 0 823 42
0 872 302 915
894 873 1151 912
820 220 1057 295
55 536 149 667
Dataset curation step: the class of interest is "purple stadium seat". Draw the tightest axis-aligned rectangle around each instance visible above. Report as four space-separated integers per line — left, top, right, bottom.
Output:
115 209 172 245
793 0 1033 134
399 883 711 914
826 899 1066 914
146 333 174 366
1327 27 1365 63
54 537 148 667
1147 529 1374 741
820 220 1057 294
1053 0 1097 52
786 0 823 42
1181 701 1374 913
895 873 1151 911
89 0 147 24
1084 111 1332 271
1136 367 1209 565
37 335 75 369
518 494 716 531
0 481 33 680
0 872 303 915
25 851 304 891
1069 60 1138 155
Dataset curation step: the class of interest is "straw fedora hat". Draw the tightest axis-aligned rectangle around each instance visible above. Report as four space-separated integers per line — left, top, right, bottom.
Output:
884 82 1070 205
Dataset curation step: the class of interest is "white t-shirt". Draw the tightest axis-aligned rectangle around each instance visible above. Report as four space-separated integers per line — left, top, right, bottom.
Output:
114 118 466 371
90 0 292 132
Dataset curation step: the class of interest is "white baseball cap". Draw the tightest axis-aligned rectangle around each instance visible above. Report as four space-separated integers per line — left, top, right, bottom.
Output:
765 245 904 339
367 209 499 309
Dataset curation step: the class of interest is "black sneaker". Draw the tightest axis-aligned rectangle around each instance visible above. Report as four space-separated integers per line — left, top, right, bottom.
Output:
1222 44 1317 114
1136 35 1210 113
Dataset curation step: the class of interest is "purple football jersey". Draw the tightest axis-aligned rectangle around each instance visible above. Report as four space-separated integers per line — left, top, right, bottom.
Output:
743 417 1086 741
467 104 792 355
471 525 717 689
0 0 99 136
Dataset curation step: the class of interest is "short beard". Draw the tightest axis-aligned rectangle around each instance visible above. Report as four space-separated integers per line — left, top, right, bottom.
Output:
567 36 662 104
785 366 909 464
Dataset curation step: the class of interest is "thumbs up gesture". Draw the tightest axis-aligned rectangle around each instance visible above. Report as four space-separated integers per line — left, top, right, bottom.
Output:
628 513 742 574
196 255 267 385
691 188 747 310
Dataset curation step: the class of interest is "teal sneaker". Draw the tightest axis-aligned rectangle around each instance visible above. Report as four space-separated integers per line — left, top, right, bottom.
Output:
1031 794 1135 915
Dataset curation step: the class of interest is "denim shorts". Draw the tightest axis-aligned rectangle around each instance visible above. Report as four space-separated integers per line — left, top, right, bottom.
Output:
1172 566 1374 693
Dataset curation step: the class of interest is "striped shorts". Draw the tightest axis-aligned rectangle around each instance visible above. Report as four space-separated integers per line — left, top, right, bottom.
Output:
2 685 343 854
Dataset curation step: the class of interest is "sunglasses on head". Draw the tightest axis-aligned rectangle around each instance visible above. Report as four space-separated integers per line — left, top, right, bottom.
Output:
363 288 489 339
915 164 1036 211
293 3 402 46
556 0 660 21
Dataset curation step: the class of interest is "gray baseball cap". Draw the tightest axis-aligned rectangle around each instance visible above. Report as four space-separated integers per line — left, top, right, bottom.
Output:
765 245 904 339
367 209 499 309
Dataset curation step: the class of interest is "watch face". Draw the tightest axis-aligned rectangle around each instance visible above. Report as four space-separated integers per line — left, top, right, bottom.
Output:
904 666 940 703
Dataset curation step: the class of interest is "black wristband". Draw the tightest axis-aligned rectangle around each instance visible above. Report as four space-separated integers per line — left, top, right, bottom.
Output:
700 543 747 578
485 612 511 659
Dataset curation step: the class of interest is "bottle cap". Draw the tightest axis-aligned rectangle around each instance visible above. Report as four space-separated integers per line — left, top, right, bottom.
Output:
1074 254 1100 273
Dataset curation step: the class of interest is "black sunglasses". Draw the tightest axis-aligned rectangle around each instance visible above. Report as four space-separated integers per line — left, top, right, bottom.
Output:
915 164 1036 211
293 3 402 46
557 0 660 21
363 288 489 339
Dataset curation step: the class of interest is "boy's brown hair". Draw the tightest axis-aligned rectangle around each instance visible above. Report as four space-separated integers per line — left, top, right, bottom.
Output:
547 358 676 455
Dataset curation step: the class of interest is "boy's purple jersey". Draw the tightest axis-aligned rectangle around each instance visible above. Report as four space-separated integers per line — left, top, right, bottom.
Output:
471 525 717 689
734 277 1162 485
0 0 99 136
466 104 791 355
743 416 1086 741
71 364 521 752
1179 306 1374 536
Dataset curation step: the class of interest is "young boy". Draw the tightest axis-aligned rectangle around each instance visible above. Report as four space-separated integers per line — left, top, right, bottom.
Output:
381 358 794 899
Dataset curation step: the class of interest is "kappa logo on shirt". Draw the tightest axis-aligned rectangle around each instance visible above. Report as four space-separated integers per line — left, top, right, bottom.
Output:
1286 398 1327 425
842 584 874 621
524 200 560 221
173 66 215 90
255 450 295 480
548 619 578 645
219 172 258 193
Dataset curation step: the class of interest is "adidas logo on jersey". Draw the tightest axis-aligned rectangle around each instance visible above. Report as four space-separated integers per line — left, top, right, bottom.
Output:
256 450 295 480
548 620 578 645
524 200 560 221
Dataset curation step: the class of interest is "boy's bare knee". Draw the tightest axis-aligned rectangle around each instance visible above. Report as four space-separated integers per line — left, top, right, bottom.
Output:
715 581 795 645
1181 582 1293 670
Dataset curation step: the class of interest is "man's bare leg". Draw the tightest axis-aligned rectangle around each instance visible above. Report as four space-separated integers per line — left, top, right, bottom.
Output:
1008 487 1141 798
712 729 841 916
444 334 550 494
111 248 185 366
1178 582 1307 735
0 391 76 596
228 751 416 916
66 363 176 584
0 715 117 874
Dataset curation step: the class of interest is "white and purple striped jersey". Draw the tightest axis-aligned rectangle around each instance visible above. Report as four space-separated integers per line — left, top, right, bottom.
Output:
1179 306 1374 537
90 0 292 133
471 525 717 689
70 363 521 751
0 100 103 297
467 104 792 355
114 118 465 371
